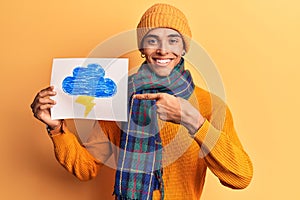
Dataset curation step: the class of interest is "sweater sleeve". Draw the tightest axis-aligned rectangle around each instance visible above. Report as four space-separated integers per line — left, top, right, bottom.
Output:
50 122 113 181
193 102 253 189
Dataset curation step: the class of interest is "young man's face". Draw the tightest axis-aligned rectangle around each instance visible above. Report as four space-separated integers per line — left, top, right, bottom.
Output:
141 28 185 77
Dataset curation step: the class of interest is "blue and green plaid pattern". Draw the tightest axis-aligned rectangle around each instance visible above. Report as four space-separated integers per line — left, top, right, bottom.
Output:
114 58 194 200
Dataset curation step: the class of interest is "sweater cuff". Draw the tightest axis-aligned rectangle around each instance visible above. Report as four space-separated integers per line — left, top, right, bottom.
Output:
192 119 221 157
47 120 64 137
50 124 76 147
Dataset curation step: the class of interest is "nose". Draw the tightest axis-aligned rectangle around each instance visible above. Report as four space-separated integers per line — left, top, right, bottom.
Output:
156 41 169 55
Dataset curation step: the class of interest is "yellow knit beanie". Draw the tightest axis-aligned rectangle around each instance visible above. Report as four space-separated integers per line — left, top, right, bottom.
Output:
137 3 192 52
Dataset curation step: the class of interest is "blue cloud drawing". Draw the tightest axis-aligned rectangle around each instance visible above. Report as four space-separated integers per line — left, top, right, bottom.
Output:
62 63 117 97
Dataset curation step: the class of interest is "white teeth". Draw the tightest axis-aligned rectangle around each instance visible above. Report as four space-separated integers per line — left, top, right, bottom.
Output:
156 59 170 64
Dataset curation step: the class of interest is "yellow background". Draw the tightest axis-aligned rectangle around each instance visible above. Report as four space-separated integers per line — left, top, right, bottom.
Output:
1 0 299 199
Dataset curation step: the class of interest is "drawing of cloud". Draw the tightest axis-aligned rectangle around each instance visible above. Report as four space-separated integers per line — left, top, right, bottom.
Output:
62 63 117 97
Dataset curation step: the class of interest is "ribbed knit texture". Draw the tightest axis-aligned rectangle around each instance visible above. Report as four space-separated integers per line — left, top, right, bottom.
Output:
137 3 192 52
51 86 253 200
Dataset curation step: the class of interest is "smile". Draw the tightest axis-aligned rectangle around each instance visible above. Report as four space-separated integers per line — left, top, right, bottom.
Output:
153 58 173 65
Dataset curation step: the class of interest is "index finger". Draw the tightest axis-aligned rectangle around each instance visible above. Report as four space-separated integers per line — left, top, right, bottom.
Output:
134 93 161 100
37 86 56 98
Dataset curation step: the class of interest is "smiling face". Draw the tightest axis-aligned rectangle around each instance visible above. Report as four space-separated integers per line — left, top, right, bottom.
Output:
141 28 185 77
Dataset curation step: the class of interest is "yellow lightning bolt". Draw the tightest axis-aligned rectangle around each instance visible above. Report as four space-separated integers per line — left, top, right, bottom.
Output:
75 96 96 117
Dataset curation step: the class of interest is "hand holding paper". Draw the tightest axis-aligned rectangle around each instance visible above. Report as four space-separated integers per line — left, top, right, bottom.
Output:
30 86 62 129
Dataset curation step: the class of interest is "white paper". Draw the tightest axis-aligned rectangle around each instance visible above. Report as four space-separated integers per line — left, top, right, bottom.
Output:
50 58 128 121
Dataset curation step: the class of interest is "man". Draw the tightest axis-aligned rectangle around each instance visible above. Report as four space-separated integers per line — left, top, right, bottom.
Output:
31 3 253 200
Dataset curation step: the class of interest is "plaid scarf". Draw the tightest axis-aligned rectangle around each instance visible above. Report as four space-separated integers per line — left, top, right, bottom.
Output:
114 58 194 200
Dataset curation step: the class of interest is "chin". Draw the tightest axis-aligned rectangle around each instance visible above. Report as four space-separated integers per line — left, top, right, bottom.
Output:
155 73 169 77
153 69 172 77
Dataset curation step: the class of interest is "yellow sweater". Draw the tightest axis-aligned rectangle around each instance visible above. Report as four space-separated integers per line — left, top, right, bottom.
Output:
50 86 253 200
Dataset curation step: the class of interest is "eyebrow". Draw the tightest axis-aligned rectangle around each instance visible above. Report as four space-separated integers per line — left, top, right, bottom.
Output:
145 34 182 39
144 34 159 39
167 34 182 38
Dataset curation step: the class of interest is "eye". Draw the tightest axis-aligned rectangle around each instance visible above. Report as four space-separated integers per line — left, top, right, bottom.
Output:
169 38 179 45
146 38 158 45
